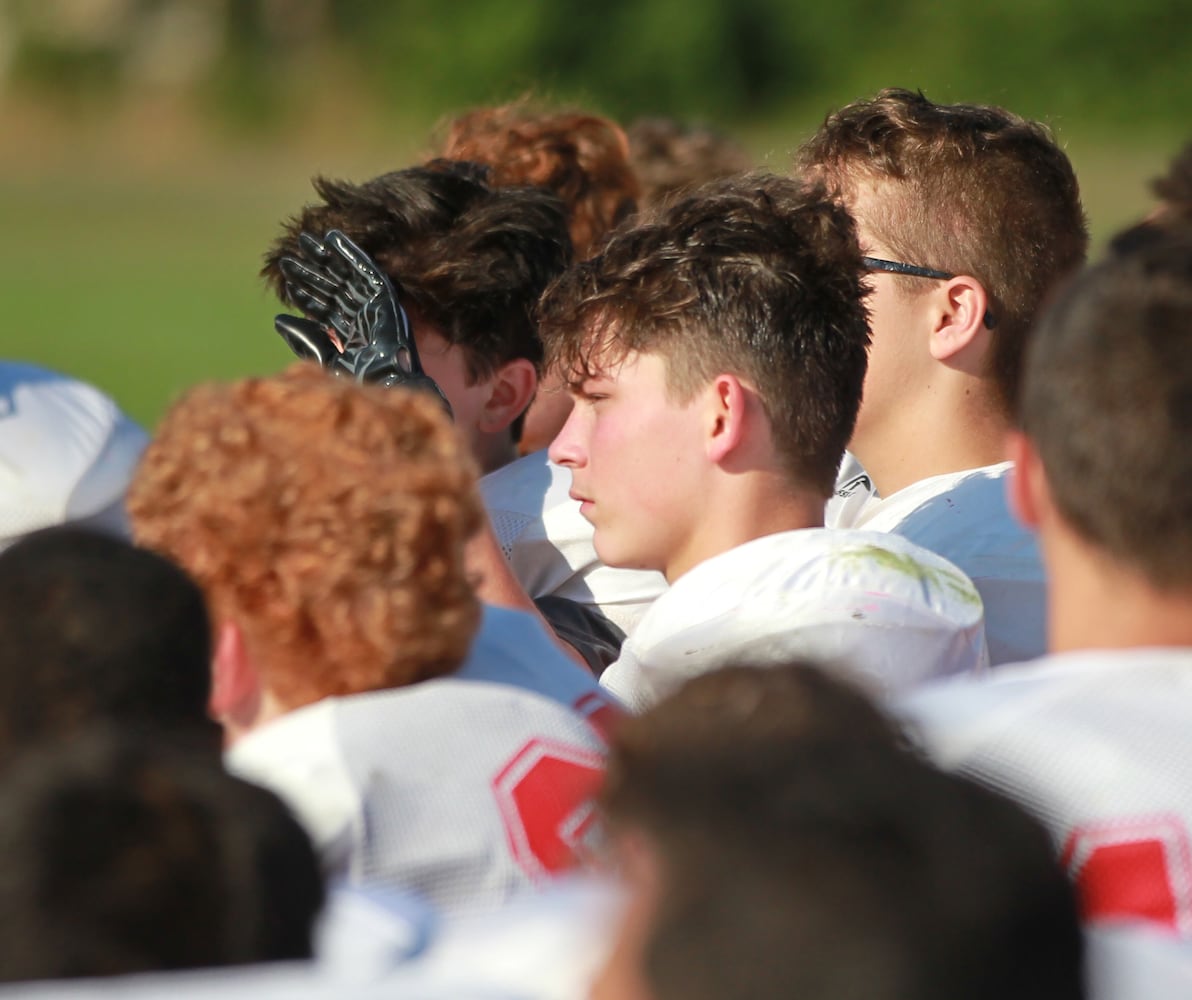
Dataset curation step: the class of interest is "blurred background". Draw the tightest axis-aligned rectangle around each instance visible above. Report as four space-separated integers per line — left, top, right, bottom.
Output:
1 0 1189 426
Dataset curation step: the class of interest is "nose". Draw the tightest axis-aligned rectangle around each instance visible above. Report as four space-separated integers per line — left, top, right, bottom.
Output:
548 404 586 469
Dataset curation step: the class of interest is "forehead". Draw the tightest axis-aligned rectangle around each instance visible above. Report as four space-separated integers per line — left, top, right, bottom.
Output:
559 311 635 382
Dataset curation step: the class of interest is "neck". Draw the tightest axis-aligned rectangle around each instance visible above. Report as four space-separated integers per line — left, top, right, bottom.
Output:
854 377 1010 496
664 472 824 583
1044 526 1192 654
220 688 289 749
474 431 519 476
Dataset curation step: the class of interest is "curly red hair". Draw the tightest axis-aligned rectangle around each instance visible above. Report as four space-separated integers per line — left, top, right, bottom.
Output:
128 364 483 711
441 101 641 258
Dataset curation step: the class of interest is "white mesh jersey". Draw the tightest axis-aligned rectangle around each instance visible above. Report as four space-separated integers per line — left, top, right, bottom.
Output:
600 528 989 713
396 874 621 1000
826 460 1044 667
900 648 1192 937
0 361 148 549
480 449 667 636
455 603 623 735
1086 923 1192 1000
225 678 607 915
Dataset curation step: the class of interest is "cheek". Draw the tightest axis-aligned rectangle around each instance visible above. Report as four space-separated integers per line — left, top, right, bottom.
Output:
861 293 920 398
602 411 699 507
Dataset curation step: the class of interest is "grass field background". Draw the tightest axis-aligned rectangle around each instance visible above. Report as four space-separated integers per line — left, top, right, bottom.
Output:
0 114 1180 430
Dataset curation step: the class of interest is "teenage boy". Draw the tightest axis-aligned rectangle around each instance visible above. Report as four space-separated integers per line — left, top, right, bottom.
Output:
128 366 608 911
795 89 1089 665
540 174 988 711
902 226 1192 937
268 163 665 668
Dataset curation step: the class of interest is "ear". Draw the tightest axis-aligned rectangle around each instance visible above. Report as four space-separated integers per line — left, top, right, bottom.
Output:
1006 430 1048 531
477 358 538 434
705 373 749 465
210 620 262 727
929 275 990 362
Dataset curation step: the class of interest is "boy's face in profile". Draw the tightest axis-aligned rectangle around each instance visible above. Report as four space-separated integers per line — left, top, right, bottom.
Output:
548 347 708 582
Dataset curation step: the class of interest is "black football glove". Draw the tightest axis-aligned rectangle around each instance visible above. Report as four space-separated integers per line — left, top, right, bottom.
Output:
274 229 452 415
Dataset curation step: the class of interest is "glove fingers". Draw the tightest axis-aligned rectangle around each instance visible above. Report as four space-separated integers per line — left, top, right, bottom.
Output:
279 256 340 302
285 285 333 320
326 229 390 292
274 314 339 366
298 231 333 261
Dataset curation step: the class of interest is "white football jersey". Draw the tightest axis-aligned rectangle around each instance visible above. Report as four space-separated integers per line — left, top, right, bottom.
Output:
600 528 988 713
1086 923 1192 1000
901 648 1192 937
480 450 667 636
828 460 1044 666
0 361 148 549
396 874 622 1000
3 879 618 1000
226 678 607 915
455 603 623 736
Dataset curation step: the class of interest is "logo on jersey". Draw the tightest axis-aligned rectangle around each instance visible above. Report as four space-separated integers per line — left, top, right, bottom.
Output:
492 738 605 881
1062 815 1192 935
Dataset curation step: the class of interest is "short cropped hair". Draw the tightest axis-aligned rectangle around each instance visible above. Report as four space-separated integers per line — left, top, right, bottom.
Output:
627 116 754 209
128 364 483 710
795 88 1088 415
262 162 572 380
538 173 870 496
441 102 640 259
0 728 323 980
604 663 1084 1000
1021 225 1192 589
0 527 216 757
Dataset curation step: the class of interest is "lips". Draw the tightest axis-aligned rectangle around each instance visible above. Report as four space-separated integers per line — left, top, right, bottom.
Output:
569 489 595 520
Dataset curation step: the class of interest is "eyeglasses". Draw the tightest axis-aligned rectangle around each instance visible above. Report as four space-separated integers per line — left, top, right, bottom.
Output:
862 256 996 328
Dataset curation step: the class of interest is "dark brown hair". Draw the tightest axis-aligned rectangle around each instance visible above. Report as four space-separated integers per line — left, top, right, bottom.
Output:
603 662 1084 1000
1021 223 1192 588
538 173 870 496
627 116 754 209
263 162 571 381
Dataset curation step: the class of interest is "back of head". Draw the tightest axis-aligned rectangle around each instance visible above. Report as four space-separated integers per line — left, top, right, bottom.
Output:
0 526 214 758
262 162 571 380
1153 140 1192 221
795 88 1088 414
0 727 323 981
601 663 1084 1000
1021 224 1192 590
127 364 483 710
1109 140 1192 254
442 101 640 258
538 173 870 495
627 116 754 209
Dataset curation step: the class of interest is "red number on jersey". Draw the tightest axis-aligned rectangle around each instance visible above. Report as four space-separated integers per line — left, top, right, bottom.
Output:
492 738 605 881
1062 816 1192 934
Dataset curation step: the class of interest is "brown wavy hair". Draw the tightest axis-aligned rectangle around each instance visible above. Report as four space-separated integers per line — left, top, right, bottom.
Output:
128 364 483 710
538 174 870 497
626 116 754 209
